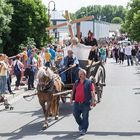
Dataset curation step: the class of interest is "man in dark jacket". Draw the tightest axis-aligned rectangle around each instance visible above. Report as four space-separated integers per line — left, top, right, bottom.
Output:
85 31 99 62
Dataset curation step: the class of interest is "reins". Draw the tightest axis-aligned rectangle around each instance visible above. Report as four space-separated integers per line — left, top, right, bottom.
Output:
59 65 76 75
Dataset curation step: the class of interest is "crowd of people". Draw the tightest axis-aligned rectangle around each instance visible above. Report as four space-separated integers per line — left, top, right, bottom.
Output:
1 30 139 96
0 44 58 95
111 43 140 66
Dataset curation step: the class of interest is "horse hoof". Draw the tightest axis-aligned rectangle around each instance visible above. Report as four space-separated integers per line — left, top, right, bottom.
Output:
42 124 48 130
5 105 9 109
10 107 14 110
49 113 52 117
55 116 59 120
42 126 47 130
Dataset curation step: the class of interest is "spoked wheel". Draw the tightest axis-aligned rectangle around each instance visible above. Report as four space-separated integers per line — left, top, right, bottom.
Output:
97 71 104 103
96 86 100 103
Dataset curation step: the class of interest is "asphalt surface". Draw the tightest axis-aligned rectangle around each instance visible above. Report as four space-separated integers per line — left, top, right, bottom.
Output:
1 59 140 140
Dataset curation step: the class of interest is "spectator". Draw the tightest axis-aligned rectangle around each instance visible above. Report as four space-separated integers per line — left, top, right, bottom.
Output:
45 48 51 67
6 58 15 94
27 50 37 90
13 54 24 90
40 47 46 66
37 51 43 69
99 46 106 63
49 45 56 67
0 54 8 95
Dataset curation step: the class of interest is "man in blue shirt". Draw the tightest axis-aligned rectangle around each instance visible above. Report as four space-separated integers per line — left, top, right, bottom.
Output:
27 50 37 90
49 45 56 67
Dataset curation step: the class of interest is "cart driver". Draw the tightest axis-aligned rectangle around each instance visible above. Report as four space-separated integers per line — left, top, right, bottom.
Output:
59 50 80 84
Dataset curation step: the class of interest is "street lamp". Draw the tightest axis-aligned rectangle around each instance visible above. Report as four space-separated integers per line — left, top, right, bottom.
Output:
97 15 106 22
48 1 56 43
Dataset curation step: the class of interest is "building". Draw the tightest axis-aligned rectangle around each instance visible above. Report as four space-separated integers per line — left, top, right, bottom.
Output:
50 11 121 40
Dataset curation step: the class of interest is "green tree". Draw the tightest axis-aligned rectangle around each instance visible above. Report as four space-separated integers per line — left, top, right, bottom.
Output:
101 5 115 22
75 5 102 19
74 5 126 23
19 37 36 51
122 0 140 41
111 17 123 24
3 0 49 56
0 0 13 52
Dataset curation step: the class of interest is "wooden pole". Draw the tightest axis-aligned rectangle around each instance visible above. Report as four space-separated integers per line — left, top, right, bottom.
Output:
65 10 74 39
76 23 81 41
53 90 72 96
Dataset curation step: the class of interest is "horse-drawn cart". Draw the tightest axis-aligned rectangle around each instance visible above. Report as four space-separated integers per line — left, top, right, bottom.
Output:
23 60 106 129
55 60 106 103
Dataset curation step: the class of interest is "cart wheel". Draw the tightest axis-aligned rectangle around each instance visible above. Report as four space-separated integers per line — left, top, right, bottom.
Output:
97 91 101 103
10 107 14 110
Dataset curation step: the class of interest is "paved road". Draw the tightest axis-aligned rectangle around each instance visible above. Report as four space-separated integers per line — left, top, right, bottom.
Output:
1 59 140 140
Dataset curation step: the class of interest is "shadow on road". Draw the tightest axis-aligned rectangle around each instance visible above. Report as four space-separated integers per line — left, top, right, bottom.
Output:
0 103 72 140
1 130 140 140
133 88 140 90
133 87 140 94
51 131 140 139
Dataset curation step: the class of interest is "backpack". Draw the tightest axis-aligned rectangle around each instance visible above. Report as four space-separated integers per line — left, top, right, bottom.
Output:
14 61 21 75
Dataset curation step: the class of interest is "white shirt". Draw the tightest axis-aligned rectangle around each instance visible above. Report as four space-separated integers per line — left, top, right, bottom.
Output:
125 45 132 56
63 43 92 60
13 60 23 71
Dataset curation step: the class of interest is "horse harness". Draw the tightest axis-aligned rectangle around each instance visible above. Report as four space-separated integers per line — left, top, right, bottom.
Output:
37 75 60 93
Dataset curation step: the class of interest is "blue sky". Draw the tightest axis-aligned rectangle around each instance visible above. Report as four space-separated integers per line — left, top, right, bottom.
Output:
42 0 130 12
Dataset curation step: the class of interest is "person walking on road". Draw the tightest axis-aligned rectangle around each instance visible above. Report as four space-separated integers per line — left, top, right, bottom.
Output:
125 43 133 66
114 46 119 63
119 46 125 64
71 69 96 135
131 46 138 65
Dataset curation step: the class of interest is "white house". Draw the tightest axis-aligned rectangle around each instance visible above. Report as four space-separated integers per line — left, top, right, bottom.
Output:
50 11 121 40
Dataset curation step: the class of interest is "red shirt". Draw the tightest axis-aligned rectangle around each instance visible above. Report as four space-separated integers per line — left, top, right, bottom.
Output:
75 81 94 102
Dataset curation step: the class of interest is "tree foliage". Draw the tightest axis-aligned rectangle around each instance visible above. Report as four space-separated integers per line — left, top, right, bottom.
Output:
122 0 140 41
19 37 36 51
74 5 126 23
111 17 123 24
0 0 13 52
3 0 49 56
